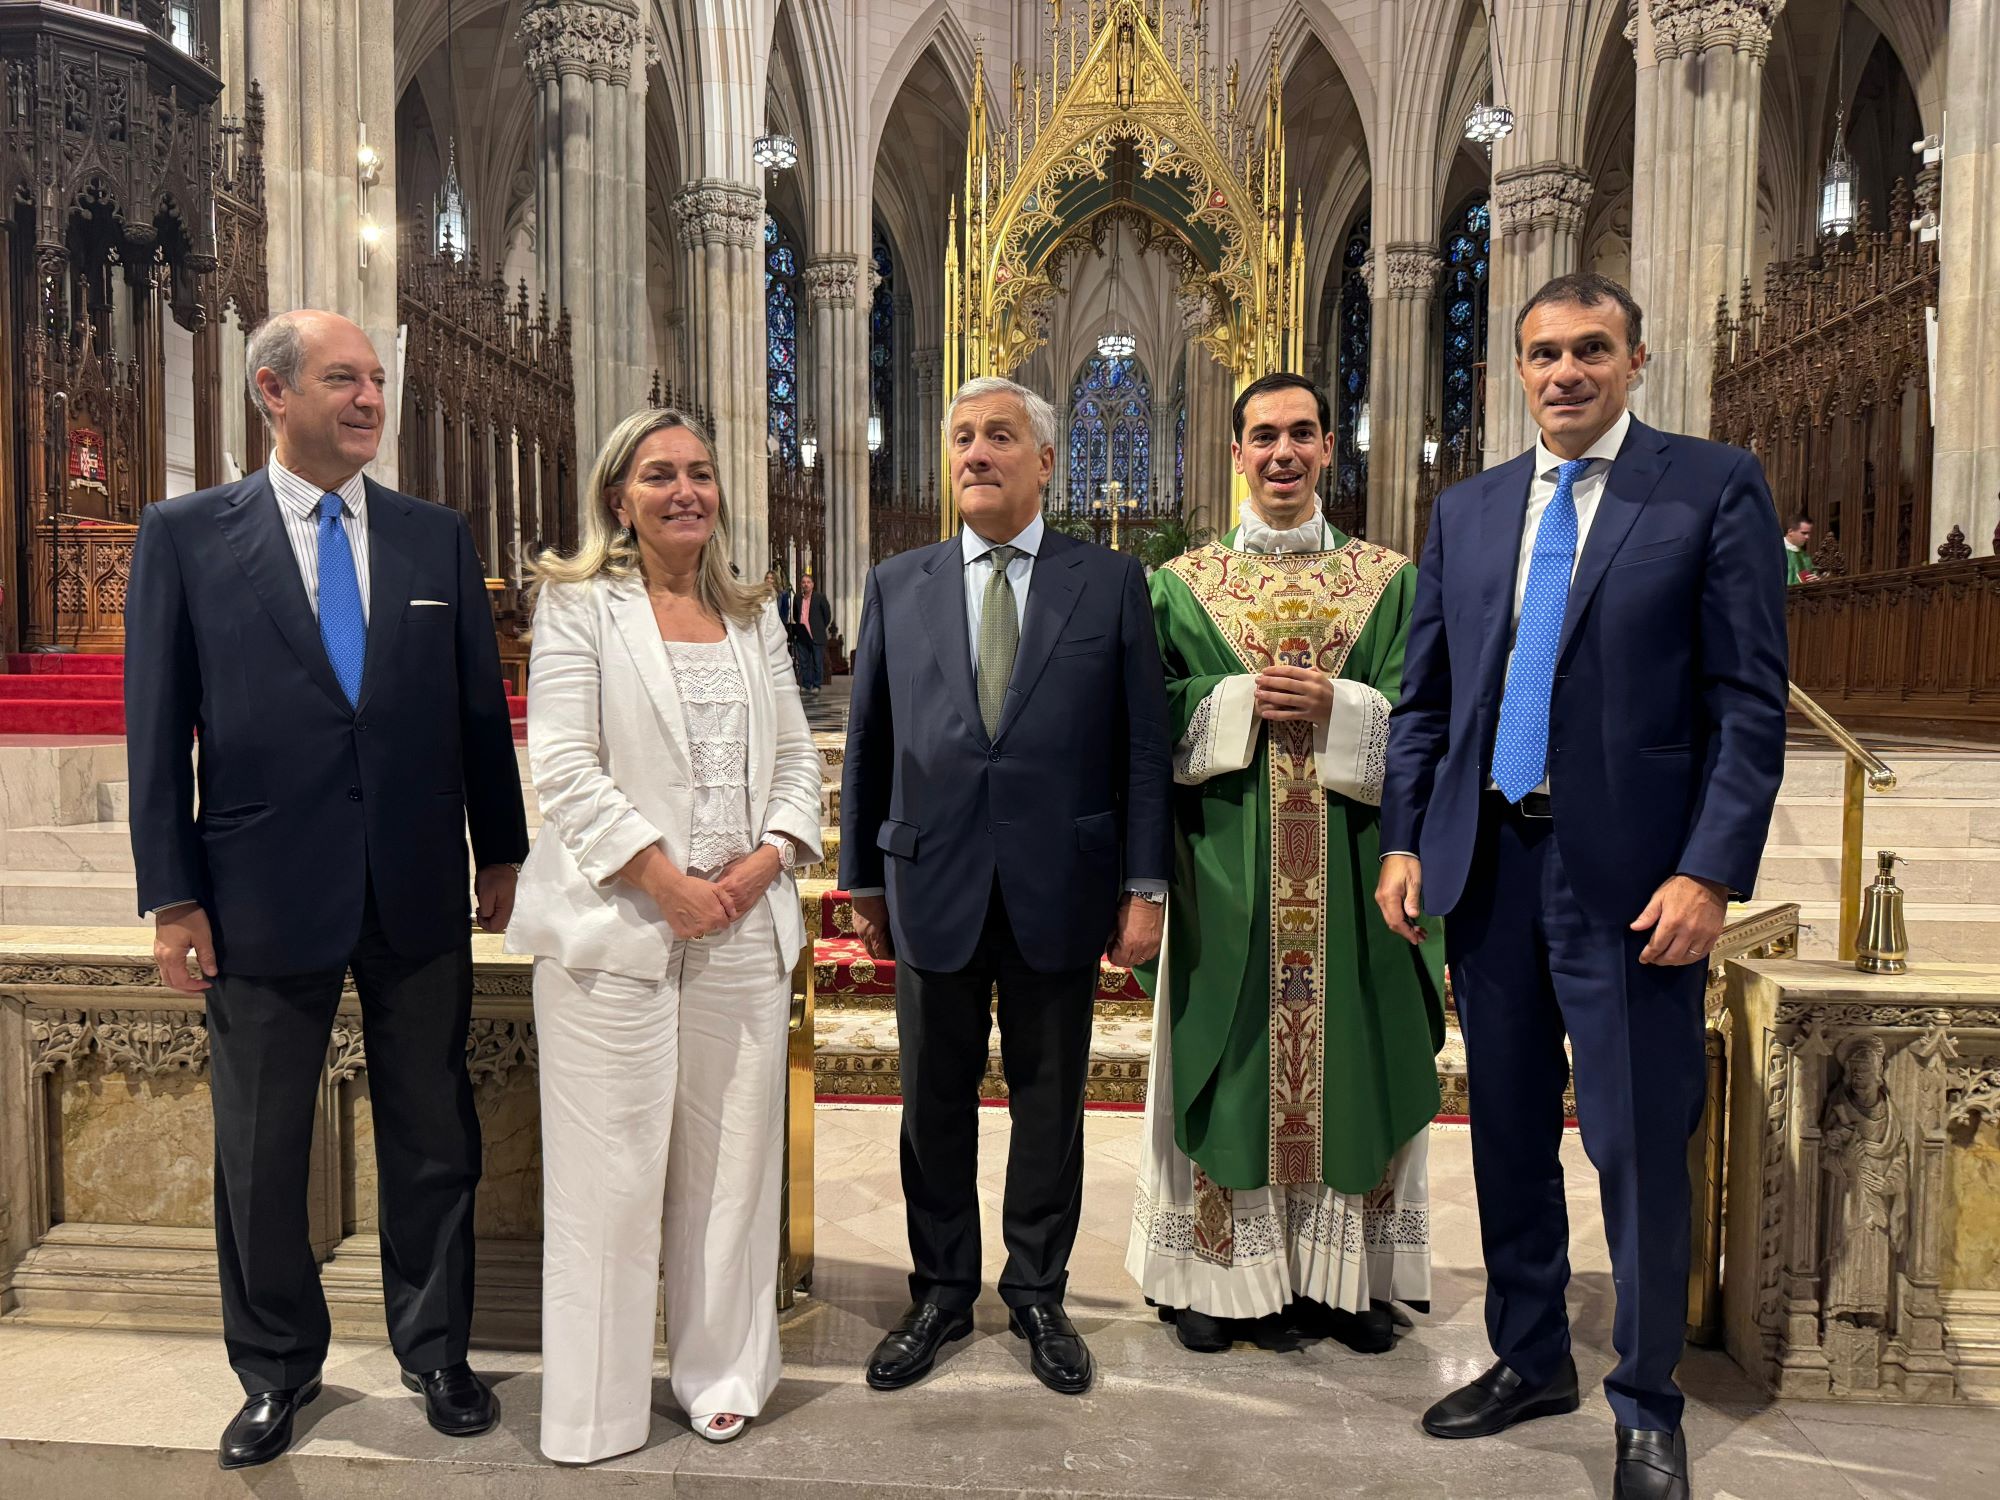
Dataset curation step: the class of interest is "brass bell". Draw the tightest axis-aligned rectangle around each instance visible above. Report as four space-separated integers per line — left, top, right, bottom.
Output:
1854 850 1909 975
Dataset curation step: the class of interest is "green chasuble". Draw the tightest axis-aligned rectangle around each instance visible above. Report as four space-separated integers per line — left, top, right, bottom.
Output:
1785 544 1818 586
1142 527 1445 1196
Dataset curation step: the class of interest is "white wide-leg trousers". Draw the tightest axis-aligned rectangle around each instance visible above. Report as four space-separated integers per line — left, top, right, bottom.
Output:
533 902 789 1463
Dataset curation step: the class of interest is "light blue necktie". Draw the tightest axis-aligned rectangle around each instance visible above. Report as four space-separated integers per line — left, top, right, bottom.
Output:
316 492 367 707
1491 457 1590 802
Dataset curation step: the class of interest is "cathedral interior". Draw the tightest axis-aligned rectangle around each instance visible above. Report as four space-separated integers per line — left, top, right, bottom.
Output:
2 1 2000 1495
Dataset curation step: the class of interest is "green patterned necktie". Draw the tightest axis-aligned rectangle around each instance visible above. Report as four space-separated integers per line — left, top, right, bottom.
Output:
977 544 1021 735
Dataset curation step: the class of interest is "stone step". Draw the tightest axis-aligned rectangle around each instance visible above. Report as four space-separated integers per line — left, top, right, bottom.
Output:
1767 796 2000 849
1776 750 2000 799
1793 901 2000 962
1755 845 2000 905
0 868 144 926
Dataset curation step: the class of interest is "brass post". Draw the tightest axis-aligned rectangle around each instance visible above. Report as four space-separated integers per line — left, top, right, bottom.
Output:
1838 755 1865 962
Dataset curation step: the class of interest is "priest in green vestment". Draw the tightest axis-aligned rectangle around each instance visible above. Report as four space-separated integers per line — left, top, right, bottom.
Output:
1784 515 1819 585
1126 373 1446 1355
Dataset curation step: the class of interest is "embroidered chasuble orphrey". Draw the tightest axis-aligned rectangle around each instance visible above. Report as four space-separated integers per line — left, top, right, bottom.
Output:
1128 524 1445 1308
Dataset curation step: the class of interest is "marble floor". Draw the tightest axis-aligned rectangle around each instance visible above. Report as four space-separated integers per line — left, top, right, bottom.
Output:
1 1109 1994 1499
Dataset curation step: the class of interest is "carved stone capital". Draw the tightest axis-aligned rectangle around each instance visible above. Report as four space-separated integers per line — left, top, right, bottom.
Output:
671 181 763 250
1649 0 1782 60
804 256 862 306
518 0 643 85
1493 166 1595 237
1379 245 1444 300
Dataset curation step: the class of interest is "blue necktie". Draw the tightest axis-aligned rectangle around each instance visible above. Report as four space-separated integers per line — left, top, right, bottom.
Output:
1491 457 1590 803
316 492 367 707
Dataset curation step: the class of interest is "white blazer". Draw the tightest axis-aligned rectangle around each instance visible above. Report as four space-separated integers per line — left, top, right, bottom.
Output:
505 573 825 978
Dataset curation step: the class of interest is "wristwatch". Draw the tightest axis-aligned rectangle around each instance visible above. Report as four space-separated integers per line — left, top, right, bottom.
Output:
760 832 797 874
1131 889 1167 906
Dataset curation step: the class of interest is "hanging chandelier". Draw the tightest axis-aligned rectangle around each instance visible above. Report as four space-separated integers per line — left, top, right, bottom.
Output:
1355 399 1372 456
1464 0 1515 145
1096 218 1137 361
753 134 798 171
800 419 819 472
435 141 468 260
1819 5 1856 239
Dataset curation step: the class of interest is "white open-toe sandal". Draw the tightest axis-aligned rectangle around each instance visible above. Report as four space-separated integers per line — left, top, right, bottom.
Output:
696 1413 748 1443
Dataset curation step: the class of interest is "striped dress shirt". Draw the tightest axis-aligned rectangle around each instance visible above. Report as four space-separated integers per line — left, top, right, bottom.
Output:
267 460 372 623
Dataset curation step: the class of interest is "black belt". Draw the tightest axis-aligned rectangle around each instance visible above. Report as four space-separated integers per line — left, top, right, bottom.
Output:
1487 788 1553 820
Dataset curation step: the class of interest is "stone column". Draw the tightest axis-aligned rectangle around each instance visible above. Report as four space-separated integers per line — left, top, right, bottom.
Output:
805 256 867 638
1486 165 1593 461
1932 0 2000 552
1630 0 1777 437
1367 246 1442 554
1177 294 1235 539
892 291 915 496
519 0 647 459
246 0 399 483
911 348 942 508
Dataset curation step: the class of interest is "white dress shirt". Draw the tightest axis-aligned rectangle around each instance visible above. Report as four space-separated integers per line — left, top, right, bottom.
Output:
268 459 372 622
961 513 1042 670
1494 408 1632 795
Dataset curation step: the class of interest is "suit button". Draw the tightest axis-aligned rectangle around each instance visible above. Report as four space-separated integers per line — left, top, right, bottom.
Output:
988 748 1002 763
347 786 362 801
356 721 369 732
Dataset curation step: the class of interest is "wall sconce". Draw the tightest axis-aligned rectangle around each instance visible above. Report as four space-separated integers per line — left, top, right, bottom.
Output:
357 124 383 270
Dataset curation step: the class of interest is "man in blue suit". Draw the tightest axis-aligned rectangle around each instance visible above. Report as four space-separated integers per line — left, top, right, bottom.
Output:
126 310 528 1468
1378 274 1787 1500
841 376 1173 1396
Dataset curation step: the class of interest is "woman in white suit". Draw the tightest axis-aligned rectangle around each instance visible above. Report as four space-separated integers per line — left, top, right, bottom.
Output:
508 408 823 1460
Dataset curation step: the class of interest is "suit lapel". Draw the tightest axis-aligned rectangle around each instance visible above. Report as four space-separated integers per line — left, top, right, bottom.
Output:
919 538 988 747
213 470 351 712
356 479 412 714
996 531 1083 741
608 577 693 782
1472 452 1535 698
1555 419 1672 663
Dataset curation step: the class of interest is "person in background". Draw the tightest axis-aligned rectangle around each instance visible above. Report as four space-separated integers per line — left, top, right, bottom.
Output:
508 408 823 1459
788 571 830 692
1784 514 1819 584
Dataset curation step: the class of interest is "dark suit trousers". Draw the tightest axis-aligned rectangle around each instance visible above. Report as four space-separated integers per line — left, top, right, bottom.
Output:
205 884 481 1392
1446 796 1708 1433
895 881 1099 1312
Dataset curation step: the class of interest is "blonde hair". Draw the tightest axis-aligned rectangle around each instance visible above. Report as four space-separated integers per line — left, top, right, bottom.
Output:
528 407 767 626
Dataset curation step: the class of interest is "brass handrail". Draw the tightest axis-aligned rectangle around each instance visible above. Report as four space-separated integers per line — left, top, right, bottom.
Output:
1788 683 1896 960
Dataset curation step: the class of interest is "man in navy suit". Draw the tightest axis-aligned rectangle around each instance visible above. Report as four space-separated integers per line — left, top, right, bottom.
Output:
125 310 528 1469
1378 274 1787 1500
841 376 1173 1396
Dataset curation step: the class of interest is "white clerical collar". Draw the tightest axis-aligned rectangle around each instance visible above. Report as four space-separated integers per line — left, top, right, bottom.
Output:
1238 504 1331 554
1784 538 1803 553
1532 407 1632 480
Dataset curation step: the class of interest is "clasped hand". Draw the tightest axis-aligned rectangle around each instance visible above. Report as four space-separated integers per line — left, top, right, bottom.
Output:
653 845 782 940
1253 664 1334 725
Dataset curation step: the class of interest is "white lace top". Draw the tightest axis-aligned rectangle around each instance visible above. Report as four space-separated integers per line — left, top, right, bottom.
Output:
663 638 754 877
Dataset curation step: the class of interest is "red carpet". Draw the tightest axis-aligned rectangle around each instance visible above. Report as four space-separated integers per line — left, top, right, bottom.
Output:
0 653 528 736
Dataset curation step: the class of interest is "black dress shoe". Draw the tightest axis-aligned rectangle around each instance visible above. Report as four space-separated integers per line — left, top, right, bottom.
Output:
865 1301 974 1391
1614 1424 1690 1500
218 1376 321 1470
1420 1355 1580 1439
400 1362 497 1436
1171 1307 1234 1353
1008 1301 1094 1394
1290 1297 1397 1354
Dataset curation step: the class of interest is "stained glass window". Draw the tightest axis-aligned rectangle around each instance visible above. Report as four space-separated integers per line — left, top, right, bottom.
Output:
870 230 895 484
766 215 799 464
1336 216 1371 509
1440 198 1490 446
1067 354 1152 514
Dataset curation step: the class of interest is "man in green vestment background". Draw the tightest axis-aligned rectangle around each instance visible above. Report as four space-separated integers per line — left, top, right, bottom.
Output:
1784 514 1819 584
1126 373 1446 1354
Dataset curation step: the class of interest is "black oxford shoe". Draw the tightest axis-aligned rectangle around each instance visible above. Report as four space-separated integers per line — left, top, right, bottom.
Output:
1171 1306 1235 1353
1420 1355 1580 1439
1009 1301 1094 1395
217 1376 321 1470
400 1361 497 1436
865 1301 974 1391
1614 1424 1690 1500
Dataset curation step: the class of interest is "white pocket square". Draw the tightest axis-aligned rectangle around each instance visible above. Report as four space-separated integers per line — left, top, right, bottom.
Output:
410 599 450 607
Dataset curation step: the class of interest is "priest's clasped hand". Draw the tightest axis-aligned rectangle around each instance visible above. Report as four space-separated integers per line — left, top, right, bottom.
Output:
1253 664 1334 724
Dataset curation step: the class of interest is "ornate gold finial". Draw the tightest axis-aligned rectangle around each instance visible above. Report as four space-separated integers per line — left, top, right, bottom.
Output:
1226 59 1239 115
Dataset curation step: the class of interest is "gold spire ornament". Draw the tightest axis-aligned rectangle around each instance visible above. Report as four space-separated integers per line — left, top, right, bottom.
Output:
940 0 1305 533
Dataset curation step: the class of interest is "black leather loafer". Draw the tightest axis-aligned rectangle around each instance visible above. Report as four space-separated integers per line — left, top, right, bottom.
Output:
218 1376 321 1470
865 1301 974 1391
400 1361 497 1436
1008 1301 1093 1394
1421 1355 1580 1438
1614 1424 1690 1500
1172 1307 1235 1353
